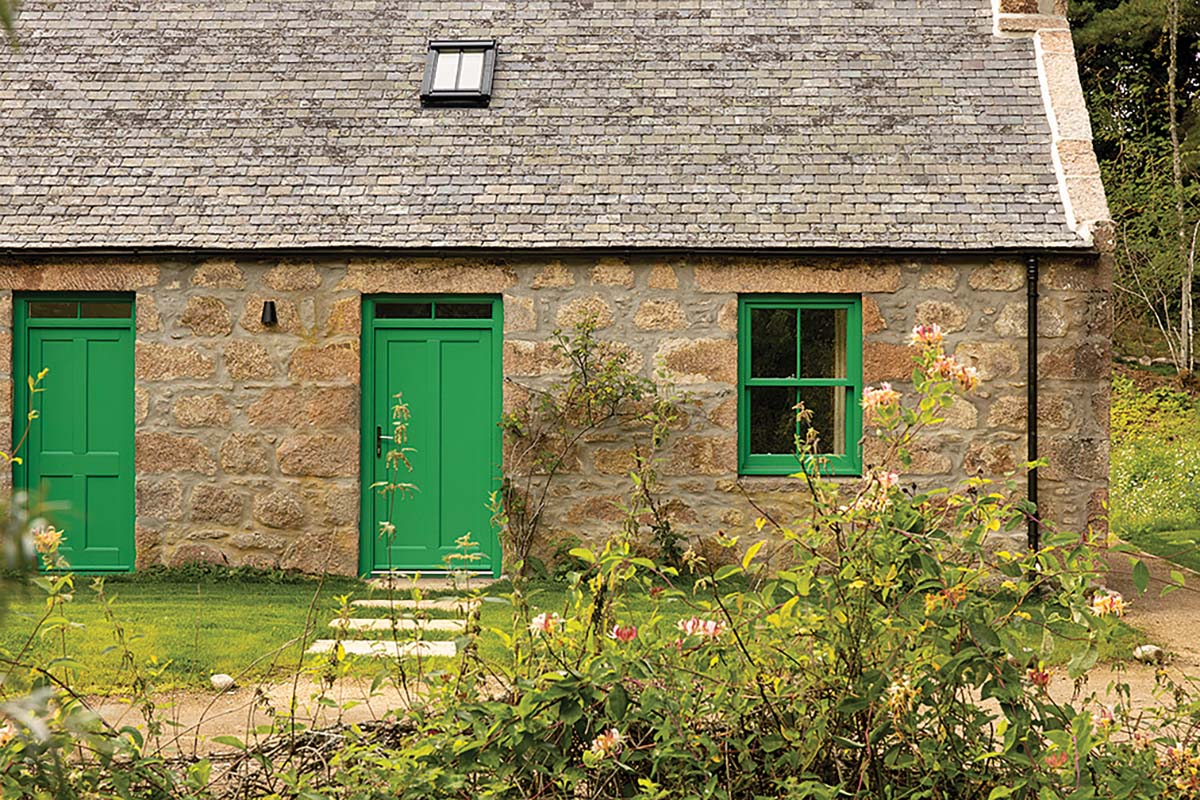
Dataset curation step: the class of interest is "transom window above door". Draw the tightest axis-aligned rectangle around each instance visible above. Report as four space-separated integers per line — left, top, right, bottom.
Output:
374 299 494 320
738 296 863 476
27 299 133 319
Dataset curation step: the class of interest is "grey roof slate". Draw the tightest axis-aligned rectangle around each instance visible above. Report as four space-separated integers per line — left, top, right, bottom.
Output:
0 0 1087 251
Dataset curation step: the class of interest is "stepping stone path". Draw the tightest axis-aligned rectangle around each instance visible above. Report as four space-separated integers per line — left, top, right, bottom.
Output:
330 617 466 633
306 640 458 658
306 584 488 660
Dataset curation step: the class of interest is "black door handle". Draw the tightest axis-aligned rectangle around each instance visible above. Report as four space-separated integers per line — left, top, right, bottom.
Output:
376 425 394 457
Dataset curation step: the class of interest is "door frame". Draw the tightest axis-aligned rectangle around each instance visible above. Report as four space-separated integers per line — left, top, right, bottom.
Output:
12 292 138 573
358 295 504 577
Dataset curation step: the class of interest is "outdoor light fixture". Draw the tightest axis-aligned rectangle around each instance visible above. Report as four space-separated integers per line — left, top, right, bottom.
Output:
261 300 278 326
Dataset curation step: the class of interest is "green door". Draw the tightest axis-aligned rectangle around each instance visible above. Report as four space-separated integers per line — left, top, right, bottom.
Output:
361 297 502 576
14 296 136 572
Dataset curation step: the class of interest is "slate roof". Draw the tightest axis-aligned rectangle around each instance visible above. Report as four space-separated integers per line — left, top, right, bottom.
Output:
0 0 1088 251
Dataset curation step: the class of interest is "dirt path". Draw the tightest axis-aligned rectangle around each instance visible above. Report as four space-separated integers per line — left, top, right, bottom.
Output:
88 674 425 756
85 548 1200 753
1043 546 1200 711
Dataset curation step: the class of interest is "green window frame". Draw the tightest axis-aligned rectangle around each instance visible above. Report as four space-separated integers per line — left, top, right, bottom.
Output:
737 295 863 476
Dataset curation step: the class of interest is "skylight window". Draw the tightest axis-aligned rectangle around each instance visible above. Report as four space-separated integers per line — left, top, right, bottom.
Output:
421 40 496 106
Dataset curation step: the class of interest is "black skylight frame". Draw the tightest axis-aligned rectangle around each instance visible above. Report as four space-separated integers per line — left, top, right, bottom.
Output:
420 39 497 107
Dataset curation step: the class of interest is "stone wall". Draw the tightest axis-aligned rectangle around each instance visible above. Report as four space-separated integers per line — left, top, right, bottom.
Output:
0 251 1110 574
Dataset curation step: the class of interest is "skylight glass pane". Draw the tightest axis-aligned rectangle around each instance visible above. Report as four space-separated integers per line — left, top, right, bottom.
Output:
457 50 485 91
432 50 460 91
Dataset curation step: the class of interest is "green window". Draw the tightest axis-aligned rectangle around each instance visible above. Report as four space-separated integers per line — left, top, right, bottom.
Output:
737 295 863 476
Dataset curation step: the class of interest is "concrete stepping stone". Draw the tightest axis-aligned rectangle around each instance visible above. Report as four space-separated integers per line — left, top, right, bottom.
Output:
352 598 479 613
330 617 466 633
306 639 457 658
367 574 497 592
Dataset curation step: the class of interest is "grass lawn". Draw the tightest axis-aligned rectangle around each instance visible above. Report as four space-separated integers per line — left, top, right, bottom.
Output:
0 574 582 694
1121 528 1200 575
0 572 1140 695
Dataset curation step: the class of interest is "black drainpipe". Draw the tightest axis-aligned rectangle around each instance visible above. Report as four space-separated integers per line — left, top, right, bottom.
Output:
1026 254 1040 551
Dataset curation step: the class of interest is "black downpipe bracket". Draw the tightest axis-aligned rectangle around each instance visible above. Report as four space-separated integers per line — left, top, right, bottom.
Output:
1026 254 1040 551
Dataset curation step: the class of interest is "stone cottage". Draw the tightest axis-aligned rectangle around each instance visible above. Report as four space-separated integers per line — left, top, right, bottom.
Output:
0 0 1110 576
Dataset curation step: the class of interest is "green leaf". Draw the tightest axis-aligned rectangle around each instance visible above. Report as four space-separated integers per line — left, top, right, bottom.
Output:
742 540 765 569
987 787 1015 800
211 735 247 750
713 564 742 582
567 548 596 564
1132 559 1150 594
606 683 629 721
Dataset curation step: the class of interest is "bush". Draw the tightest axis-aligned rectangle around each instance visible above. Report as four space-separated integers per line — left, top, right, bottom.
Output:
3 336 1197 799
310 326 1185 800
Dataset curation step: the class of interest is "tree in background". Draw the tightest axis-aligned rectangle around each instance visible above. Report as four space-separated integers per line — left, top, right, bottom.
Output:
1073 0 1200 370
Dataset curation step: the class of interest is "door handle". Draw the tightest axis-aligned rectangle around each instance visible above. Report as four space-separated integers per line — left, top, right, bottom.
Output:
376 426 395 457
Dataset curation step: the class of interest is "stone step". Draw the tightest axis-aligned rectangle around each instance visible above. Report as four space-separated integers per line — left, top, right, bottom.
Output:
367 574 498 592
330 617 466 633
306 639 458 658
352 598 480 613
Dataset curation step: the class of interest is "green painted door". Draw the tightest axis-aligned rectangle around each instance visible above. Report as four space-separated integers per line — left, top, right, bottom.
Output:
361 297 502 576
14 296 136 572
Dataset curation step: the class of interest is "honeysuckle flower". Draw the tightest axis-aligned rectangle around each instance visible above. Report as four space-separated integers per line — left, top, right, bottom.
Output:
1090 590 1127 618
0 721 13 747
32 525 63 555
931 354 959 382
861 382 901 415
1027 665 1053 691
529 612 563 637
875 471 900 490
608 624 637 643
1044 751 1069 770
885 675 916 715
677 617 724 639
1096 705 1116 731
588 728 623 759
910 323 944 348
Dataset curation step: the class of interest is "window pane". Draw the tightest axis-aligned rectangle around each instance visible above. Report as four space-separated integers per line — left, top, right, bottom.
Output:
375 302 432 319
750 308 796 378
80 301 132 319
749 386 796 455
797 386 846 455
432 50 460 91
800 308 847 379
457 50 485 90
436 302 491 319
28 301 77 318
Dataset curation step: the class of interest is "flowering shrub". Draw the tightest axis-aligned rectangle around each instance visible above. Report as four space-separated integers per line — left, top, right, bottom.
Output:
308 327 1187 800
2 339 1198 799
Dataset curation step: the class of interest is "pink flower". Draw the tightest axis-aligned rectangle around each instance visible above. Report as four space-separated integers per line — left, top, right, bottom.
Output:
954 363 980 392
608 624 637 643
929 354 979 392
677 617 724 639
875 471 899 490
588 728 623 759
1090 591 1127 618
529 612 563 636
909 323 944 348
1044 751 1069 770
861 383 901 415
1027 666 1053 691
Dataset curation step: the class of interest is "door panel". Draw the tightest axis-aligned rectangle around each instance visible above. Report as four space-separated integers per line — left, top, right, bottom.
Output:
368 323 499 573
20 318 135 571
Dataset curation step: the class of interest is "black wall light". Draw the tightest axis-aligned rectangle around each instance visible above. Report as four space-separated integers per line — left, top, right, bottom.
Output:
261 300 278 326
